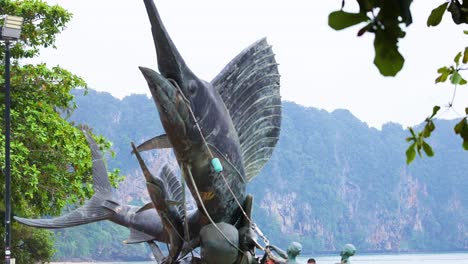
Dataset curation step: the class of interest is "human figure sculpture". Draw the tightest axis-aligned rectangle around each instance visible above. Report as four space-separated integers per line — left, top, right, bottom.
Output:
261 242 302 264
339 244 356 264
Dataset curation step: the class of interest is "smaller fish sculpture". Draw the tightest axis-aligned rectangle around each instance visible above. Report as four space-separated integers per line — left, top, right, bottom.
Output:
14 132 171 246
132 143 184 264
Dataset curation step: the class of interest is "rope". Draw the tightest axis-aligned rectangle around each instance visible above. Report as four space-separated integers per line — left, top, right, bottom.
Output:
169 79 270 247
185 163 245 255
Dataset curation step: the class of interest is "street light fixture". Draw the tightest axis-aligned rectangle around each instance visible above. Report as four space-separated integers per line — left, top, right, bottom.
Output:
2 16 24 40
1 14 24 264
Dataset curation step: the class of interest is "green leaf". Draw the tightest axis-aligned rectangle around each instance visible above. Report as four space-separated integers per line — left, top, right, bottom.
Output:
357 0 375 13
437 66 452 74
454 119 465 134
463 140 468 150
454 51 462 66
423 121 436 138
328 10 369 30
465 30 468 34
447 0 465 24
435 66 452 83
422 141 434 157
463 47 468 64
409 127 416 138
430 105 441 118
373 30 404 76
465 107 468 115
427 2 449 27
454 118 468 150
357 23 371 36
450 71 463 85
436 73 455 84
398 0 414 26
453 118 465 134
406 143 416 164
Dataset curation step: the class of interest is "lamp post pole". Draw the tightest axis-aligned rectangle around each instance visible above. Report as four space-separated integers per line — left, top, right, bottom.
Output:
1 16 23 264
4 39 12 264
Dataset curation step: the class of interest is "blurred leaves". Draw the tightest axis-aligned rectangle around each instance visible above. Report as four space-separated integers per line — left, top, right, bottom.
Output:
448 0 468 24
374 28 405 76
328 10 369 30
329 0 468 76
328 0 413 76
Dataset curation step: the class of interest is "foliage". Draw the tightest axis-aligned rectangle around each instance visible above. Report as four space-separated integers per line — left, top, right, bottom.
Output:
328 1 468 162
328 0 468 76
0 0 120 262
0 0 72 59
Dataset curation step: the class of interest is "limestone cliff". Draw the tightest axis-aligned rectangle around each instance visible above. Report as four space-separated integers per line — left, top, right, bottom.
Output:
57 90 467 260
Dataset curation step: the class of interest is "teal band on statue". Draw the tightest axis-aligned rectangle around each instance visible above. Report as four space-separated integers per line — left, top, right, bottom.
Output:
211 158 223 173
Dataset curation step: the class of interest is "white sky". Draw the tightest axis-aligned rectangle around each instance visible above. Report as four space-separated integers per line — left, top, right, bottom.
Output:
36 0 468 128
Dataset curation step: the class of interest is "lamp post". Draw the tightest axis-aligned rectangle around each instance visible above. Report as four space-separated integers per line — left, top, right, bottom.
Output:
1 15 24 264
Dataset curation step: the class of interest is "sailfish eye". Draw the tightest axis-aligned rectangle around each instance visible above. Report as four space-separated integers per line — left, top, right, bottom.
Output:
188 80 197 95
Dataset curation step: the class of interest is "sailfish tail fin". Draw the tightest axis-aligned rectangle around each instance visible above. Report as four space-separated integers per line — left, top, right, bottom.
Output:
14 196 115 228
14 131 117 228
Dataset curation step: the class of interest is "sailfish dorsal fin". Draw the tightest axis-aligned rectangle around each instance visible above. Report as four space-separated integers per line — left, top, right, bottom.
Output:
160 165 185 221
211 38 281 182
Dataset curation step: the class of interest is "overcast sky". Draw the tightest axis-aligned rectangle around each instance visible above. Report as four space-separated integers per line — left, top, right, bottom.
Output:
37 0 467 128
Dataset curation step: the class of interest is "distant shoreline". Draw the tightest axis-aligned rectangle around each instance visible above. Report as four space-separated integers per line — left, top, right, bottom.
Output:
50 251 468 263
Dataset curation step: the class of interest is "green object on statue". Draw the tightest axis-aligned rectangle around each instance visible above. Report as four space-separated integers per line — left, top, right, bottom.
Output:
211 158 223 173
340 243 356 263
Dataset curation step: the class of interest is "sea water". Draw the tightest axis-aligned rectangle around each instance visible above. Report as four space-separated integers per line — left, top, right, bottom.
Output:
74 252 468 264
297 252 468 263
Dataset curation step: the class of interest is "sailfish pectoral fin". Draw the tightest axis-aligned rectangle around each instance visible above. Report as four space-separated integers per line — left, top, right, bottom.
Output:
132 134 172 154
136 202 155 214
124 228 156 244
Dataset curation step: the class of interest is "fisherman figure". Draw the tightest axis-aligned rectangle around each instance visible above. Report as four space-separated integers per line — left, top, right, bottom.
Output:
261 242 302 264
339 244 356 264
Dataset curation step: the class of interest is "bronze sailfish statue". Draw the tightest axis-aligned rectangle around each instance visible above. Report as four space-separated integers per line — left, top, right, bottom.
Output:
15 0 282 262
136 0 281 224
